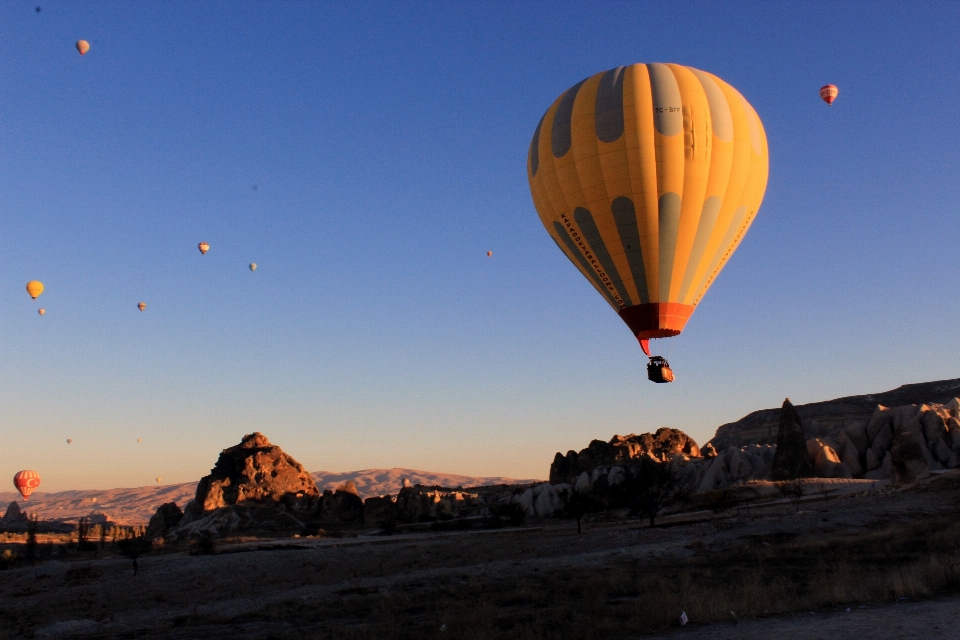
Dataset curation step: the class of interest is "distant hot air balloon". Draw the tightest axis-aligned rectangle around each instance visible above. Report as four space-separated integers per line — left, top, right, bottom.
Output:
155 477 161 483
198 242 209 255
13 470 41 500
76 40 89 55
38 308 45 316
249 263 257 271
486 251 493 257
66 438 72 444
26 281 44 299
819 84 838 105
528 64 768 383
137 438 142 443
138 302 146 312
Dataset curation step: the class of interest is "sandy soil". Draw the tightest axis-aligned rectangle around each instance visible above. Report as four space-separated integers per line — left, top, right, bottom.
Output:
2 477 958 639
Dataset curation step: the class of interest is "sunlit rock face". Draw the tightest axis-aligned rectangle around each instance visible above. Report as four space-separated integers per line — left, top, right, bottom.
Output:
192 432 321 512
549 428 700 484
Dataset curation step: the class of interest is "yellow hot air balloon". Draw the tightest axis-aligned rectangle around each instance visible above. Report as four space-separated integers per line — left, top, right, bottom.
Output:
527 64 768 382
38 308 45 316
26 281 44 299
76 40 89 55
249 263 257 271
138 302 146 312
156 477 162 483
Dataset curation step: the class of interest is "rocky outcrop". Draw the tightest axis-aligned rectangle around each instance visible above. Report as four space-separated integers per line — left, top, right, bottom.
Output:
191 432 320 513
890 430 930 484
550 429 700 484
772 399 816 480
317 484 364 524
169 505 308 540
2 501 28 524
146 502 184 538
709 379 960 450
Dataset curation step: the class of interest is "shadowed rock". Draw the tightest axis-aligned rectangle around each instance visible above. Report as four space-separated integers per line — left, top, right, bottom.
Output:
2 501 27 523
710 378 960 450
772 399 815 480
146 502 183 538
890 430 930 485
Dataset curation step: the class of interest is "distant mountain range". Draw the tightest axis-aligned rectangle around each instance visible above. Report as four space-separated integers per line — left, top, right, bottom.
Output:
0 468 541 525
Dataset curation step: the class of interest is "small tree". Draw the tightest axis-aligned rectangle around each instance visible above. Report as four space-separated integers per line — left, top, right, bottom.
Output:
564 490 595 535
780 478 804 512
117 530 152 576
630 462 691 528
26 515 38 564
77 517 90 551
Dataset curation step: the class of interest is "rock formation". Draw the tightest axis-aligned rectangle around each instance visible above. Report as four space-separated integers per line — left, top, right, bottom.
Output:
146 502 184 538
772 399 815 480
2 501 28 524
550 428 700 484
192 432 320 512
709 378 960 450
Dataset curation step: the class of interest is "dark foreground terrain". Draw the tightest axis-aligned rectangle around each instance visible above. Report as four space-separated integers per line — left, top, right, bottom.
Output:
2 474 960 640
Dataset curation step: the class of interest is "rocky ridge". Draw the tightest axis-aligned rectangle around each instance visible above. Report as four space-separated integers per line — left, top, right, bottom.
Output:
709 379 960 450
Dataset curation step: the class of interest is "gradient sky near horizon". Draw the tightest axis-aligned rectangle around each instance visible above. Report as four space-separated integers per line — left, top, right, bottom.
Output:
2 2 959 492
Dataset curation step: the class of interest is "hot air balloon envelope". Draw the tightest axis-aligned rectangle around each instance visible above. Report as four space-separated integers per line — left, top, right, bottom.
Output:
486 251 493 257
13 470 41 500
138 302 146 312
66 438 72 444
819 84 839 105
249 263 257 271
198 242 209 255
76 40 89 55
38 308 46 316
26 281 44 299
527 63 768 355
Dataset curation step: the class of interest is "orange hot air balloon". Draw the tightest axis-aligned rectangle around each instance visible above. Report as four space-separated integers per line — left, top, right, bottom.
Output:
26 281 44 299
486 251 493 257
819 84 838 105
38 308 45 316
76 40 90 55
198 242 209 255
67 438 72 444
138 302 146 312
527 64 769 383
13 470 41 500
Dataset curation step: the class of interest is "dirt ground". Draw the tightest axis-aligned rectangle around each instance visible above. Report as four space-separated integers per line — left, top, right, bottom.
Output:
2 476 959 639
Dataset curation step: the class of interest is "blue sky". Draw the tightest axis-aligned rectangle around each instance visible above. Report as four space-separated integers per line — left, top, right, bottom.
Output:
2 2 959 491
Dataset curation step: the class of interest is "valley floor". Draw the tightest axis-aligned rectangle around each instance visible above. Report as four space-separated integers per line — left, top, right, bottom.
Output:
2 474 960 639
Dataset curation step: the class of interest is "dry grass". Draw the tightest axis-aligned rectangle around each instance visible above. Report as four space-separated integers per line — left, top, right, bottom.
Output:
226 514 960 640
